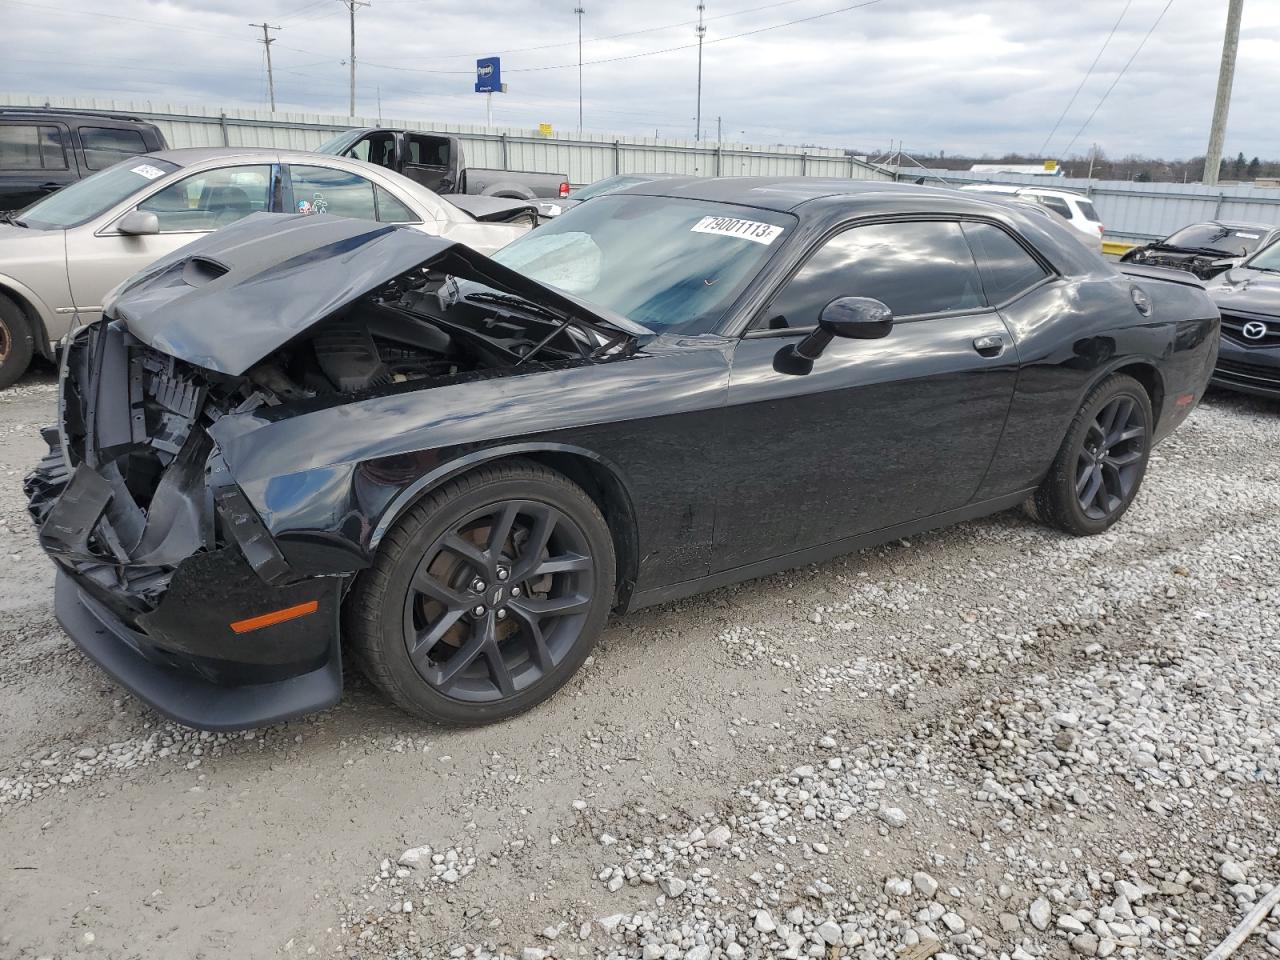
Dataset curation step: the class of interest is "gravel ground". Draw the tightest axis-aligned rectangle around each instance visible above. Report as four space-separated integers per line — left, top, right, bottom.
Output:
0 363 1277 960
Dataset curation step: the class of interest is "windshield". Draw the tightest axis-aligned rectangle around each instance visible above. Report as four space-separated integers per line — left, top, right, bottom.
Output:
1164 223 1266 256
1246 240 1280 272
18 157 178 229
489 194 794 334
314 130 358 154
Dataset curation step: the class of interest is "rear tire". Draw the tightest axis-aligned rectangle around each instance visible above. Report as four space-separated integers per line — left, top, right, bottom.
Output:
1033 373 1153 536
0 293 35 390
345 460 615 725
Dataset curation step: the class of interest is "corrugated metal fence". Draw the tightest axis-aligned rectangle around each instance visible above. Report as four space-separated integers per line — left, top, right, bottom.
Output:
8 94 1280 241
908 169 1280 243
1 93 892 187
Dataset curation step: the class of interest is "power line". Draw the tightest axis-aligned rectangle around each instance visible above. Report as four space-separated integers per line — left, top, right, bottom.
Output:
360 0 890 76
275 0 330 21
370 0 812 63
1038 0 1131 155
1059 0 1175 159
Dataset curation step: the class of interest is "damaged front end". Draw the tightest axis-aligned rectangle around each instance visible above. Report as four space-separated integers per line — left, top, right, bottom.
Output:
25 213 642 730
25 320 347 728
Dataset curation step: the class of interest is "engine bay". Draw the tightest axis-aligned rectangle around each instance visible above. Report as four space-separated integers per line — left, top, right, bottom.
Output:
245 269 634 400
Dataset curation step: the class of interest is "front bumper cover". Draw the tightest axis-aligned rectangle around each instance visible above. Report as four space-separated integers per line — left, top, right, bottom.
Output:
55 572 342 731
1212 335 1280 399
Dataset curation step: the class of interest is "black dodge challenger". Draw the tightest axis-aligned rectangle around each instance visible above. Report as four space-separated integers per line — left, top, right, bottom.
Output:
25 179 1220 730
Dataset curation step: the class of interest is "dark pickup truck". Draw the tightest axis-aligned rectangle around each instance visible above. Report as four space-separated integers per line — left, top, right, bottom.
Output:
0 109 167 211
314 127 569 202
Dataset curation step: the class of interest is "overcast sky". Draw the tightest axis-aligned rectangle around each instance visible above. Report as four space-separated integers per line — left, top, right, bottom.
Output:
2 0 1277 159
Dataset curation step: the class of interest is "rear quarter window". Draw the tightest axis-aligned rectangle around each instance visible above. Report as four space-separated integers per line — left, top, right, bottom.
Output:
79 126 150 170
961 222 1050 305
1075 199 1101 222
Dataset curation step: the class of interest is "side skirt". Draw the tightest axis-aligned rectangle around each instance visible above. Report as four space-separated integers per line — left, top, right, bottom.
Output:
627 489 1035 611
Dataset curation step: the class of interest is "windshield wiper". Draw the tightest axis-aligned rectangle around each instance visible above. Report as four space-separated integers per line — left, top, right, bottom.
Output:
0 211 28 228
463 289 563 322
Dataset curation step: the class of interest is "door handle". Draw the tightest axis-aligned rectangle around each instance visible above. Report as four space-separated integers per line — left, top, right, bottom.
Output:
40 181 62 191
972 334 1006 358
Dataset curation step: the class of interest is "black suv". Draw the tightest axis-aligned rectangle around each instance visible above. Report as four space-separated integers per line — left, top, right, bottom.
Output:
0 109 167 211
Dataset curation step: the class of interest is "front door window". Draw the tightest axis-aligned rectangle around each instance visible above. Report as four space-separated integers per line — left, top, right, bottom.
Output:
137 165 272 232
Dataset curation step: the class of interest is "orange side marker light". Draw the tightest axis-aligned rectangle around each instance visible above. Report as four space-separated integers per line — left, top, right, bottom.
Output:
230 600 319 634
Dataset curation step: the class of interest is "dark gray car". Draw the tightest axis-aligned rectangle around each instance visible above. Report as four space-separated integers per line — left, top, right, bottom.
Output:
535 173 682 218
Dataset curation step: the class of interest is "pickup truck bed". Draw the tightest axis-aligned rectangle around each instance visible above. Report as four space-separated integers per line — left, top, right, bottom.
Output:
314 127 569 202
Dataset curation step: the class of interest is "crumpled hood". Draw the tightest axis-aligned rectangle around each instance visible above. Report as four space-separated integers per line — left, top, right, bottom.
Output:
107 212 644 376
446 194 537 222
1207 267 1280 315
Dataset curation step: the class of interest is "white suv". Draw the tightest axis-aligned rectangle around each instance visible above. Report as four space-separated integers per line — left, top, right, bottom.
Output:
961 184 1105 252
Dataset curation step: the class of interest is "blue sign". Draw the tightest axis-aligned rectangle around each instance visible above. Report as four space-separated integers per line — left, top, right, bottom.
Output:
475 57 501 93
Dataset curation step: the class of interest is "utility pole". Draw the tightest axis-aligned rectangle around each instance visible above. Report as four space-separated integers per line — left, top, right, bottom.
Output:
574 6 585 135
694 3 705 141
1087 142 1097 181
249 22 281 111
338 0 371 117
1202 0 1243 185
717 115 722 148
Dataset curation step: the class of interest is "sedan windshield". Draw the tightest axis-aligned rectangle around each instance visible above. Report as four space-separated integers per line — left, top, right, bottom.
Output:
18 157 179 229
490 194 795 334
1163 223 1267 256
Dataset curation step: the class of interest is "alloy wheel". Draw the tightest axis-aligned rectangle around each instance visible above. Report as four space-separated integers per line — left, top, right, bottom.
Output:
402 500 595 703
1075 394 1147 521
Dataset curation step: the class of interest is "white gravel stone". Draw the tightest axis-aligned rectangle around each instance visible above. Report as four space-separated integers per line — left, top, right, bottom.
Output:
1219 861 1247 884
1029 897 1052 931
912 871 938 898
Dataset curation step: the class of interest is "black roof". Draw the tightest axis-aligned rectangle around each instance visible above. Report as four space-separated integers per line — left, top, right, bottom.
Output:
612 176 981 213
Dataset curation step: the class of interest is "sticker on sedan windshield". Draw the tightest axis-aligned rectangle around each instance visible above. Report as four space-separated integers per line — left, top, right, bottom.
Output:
130 164 167 180
1236 232 1260 239
691 216 784 245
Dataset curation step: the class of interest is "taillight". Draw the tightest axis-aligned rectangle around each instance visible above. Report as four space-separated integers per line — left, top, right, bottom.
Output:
1098 224 1105 235
559 182 570 198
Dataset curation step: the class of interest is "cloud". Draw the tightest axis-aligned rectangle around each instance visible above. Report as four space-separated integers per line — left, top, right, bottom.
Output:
1 0 1277 160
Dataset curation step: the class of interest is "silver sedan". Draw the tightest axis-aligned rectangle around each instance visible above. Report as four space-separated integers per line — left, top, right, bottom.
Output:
0 147 533 387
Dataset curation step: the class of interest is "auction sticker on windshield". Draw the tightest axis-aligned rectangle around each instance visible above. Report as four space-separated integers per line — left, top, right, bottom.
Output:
131 164 168 180
691 216 784 245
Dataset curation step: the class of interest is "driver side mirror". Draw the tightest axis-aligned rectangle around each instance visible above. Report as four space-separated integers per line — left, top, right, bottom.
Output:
775 297 893 374
117 210 159 236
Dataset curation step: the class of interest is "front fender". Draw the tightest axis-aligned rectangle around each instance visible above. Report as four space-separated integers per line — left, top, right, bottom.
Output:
366 441 636 552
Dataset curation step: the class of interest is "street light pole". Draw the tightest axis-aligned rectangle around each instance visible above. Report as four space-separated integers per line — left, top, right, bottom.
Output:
249 22 281 111
1202 0 1243 185
574 6 585 135
695 2 705 141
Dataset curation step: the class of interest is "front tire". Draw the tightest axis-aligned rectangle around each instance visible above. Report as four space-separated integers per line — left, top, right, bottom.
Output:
0 293 35 390
346 460 615 725
1033 373 1153 536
